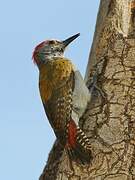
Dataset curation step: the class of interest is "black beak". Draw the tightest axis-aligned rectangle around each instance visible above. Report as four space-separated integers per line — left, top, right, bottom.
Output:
62 33 80 48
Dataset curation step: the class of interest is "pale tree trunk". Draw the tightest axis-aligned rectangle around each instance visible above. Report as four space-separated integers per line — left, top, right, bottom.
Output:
39 0 135 179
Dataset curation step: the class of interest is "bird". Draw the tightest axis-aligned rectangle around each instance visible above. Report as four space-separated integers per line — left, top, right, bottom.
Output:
32 33 92 164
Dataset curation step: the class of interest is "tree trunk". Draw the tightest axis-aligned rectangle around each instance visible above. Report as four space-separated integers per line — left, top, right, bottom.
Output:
39 0 135 179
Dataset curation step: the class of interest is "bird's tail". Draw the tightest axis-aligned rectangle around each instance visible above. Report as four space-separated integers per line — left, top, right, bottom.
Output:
65 120 92 164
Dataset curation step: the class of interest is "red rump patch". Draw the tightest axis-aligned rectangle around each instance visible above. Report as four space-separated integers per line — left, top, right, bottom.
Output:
67 120 77 148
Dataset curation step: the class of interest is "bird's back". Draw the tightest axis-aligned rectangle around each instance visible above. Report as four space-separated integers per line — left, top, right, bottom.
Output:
39 57 74 104
39 57 75 143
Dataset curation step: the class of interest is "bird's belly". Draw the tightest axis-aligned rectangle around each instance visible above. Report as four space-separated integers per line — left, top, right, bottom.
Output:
72 71 90 118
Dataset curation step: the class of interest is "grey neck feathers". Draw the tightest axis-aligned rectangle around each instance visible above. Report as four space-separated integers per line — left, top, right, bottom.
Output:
44 52 64 61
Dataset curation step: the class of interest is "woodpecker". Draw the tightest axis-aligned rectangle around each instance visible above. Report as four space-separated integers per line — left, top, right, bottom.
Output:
33 33 92 164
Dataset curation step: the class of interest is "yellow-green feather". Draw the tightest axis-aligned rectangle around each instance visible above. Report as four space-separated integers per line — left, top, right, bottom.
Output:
39 57 74 103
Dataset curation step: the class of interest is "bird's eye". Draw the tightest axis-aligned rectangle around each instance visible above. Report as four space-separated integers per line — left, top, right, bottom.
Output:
49 41 55 45
55 48 63 52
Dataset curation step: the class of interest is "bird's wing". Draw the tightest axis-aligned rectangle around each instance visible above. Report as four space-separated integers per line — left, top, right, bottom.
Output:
43 70 75 145
42 67 92 163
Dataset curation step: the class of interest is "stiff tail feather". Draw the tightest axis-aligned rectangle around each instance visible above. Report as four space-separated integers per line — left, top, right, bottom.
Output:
66 120 92 164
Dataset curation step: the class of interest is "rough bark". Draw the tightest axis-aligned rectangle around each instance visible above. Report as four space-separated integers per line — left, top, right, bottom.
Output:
39 0 135 179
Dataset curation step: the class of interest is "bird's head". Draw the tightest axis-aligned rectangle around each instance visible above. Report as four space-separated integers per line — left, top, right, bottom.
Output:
32 33 80 66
